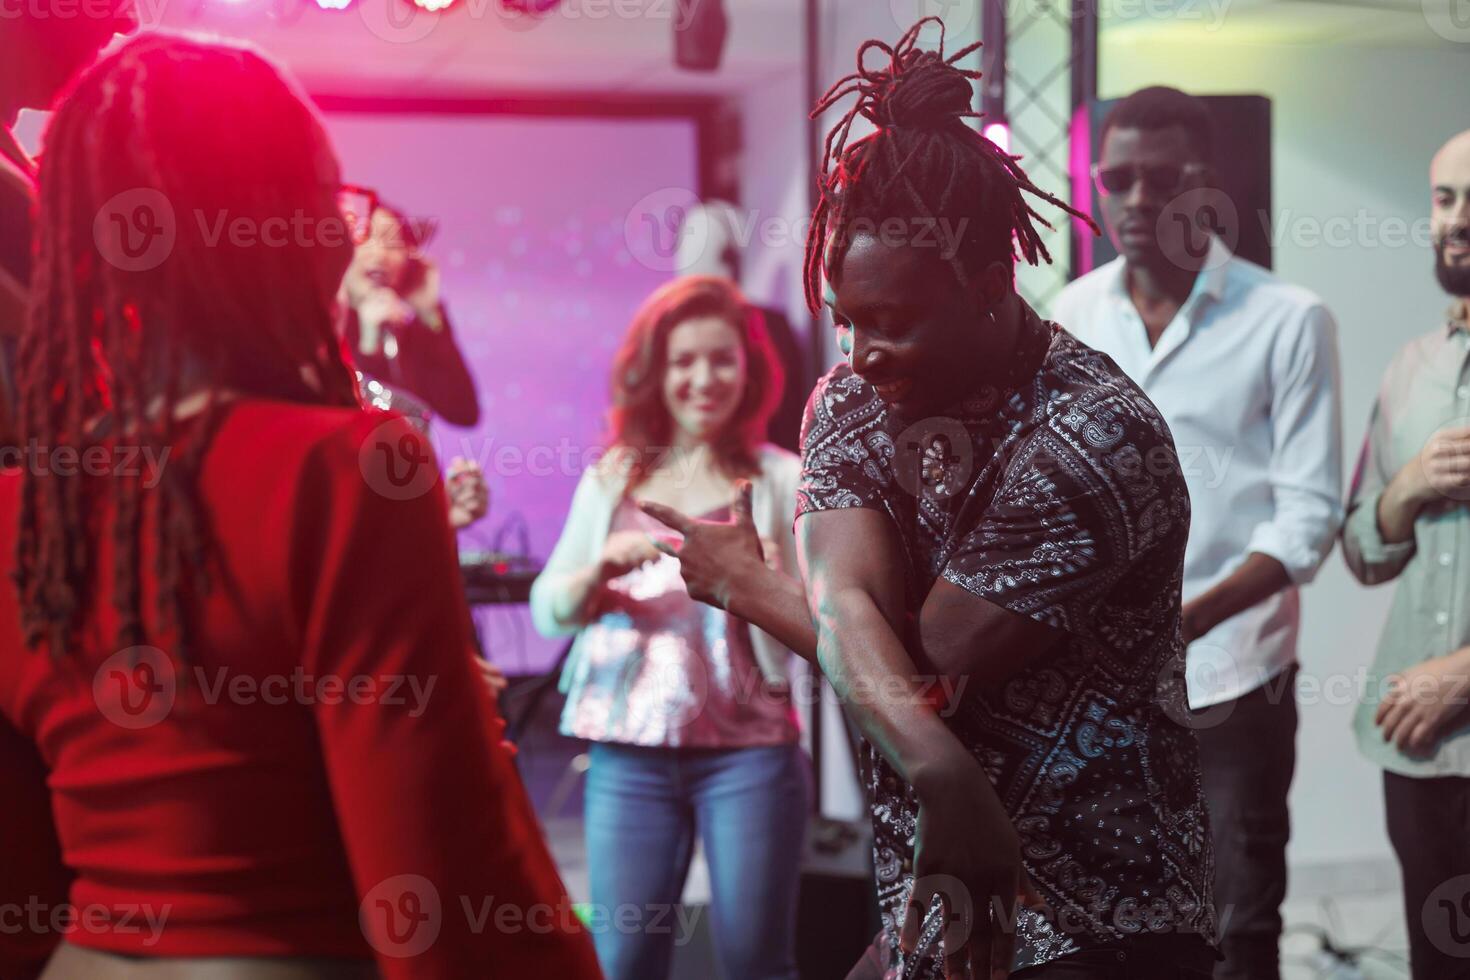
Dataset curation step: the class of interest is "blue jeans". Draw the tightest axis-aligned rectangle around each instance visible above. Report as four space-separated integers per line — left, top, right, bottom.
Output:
584 741 810 980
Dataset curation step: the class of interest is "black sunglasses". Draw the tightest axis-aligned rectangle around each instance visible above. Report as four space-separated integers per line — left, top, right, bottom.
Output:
1091 162 1208 198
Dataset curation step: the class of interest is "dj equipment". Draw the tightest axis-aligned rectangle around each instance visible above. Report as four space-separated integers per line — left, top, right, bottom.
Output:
459 550 542 606
796 818 880 980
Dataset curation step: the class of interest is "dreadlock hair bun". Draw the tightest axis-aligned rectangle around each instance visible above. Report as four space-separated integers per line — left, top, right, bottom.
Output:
871 49 973 132
802 17 1101 314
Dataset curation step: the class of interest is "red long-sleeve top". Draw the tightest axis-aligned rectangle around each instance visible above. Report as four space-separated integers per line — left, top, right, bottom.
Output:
0 399 600 979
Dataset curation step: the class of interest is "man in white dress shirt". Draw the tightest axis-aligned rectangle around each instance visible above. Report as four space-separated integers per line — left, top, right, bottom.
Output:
1053 86 1343 980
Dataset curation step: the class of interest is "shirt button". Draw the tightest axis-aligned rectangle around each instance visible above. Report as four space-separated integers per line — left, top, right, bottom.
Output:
1459 384 1470 400
1442 552 1455 566
1437 611 1451 626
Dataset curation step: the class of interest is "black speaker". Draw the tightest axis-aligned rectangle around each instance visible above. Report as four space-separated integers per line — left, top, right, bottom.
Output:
674 0 728 72
1071 94 1273 276
796 819 880 980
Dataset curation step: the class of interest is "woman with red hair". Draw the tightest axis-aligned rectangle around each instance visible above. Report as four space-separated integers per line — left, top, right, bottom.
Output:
0 33 599 980
531 274 809 980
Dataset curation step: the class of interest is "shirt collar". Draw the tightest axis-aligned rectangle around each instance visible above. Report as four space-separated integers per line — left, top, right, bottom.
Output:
940 307 1054 427
1103 234 1233 312
1447 298 1469 336
1196 235 1233 303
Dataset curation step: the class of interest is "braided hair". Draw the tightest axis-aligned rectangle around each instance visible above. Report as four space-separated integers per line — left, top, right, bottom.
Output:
802 17 1099 314
16 33 361 657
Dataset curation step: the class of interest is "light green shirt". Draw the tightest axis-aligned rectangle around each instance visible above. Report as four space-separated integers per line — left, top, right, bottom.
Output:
1343 304 1470 776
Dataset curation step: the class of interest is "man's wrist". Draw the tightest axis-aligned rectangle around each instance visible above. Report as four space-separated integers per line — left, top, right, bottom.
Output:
1446 646 1470 675
1387 462 1432 515
1183 594 1217 640
718 554 768 615
909 739 981 805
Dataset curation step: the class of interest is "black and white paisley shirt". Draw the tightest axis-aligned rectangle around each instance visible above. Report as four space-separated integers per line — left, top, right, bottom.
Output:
797 318 1218 976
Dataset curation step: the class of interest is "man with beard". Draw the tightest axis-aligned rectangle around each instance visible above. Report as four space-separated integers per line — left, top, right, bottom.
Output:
1053 87 1344 980
1341 128 1470 980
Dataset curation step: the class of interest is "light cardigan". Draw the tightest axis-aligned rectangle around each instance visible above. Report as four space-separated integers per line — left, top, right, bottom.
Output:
530 445 803 693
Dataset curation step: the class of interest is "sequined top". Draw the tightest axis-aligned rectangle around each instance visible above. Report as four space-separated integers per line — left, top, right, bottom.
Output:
797 319 1218 976
558 499 801 748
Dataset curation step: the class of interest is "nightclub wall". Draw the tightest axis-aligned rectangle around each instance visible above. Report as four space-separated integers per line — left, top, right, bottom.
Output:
324 110 698 673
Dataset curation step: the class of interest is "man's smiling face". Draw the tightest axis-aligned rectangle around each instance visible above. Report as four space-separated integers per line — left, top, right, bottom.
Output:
825 230 995 421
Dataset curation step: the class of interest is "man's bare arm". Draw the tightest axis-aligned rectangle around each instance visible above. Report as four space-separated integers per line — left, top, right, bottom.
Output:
724 568 819 664
1179 552 1290 642
799 507 971 787
917 578 1064 693
799 507 1037 979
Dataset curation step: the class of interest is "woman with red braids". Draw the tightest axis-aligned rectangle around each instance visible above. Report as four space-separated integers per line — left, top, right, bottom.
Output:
0 33 600 980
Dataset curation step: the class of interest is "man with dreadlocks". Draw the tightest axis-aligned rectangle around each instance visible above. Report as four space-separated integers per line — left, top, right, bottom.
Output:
645 19 1218 980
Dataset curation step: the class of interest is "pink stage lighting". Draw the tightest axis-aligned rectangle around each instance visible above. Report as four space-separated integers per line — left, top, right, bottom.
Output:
983 121 1011 155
